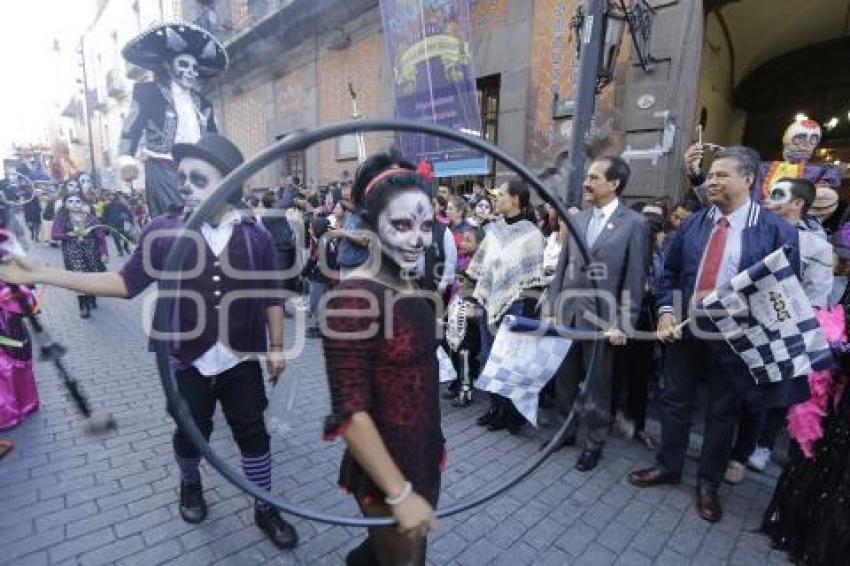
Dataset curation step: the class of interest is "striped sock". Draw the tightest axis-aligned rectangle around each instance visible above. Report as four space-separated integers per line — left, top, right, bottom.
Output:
176 456 202 484
242 452 272 510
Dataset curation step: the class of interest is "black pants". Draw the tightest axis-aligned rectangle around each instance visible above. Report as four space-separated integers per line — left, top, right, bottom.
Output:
171 361 270 459
553 338 615 449
108 223 131 254
614 335 656 432
656 332 749 486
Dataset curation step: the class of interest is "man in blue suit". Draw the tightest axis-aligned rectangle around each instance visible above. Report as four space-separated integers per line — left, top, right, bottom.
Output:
628 147 803 523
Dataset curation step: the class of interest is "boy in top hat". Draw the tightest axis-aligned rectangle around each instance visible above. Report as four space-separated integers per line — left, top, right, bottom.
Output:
0 134 299 549
118 21 227 218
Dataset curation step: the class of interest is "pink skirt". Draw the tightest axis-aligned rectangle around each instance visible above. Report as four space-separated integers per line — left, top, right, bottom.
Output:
0 356 38 430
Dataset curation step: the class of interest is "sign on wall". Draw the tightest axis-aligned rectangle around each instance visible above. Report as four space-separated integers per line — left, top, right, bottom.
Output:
379 0 488 177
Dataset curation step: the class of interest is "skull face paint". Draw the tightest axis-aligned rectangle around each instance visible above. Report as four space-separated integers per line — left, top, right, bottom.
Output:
65 195 84 213
782 117 821 163
77 174 93 192
376 191 434 272
65 180 80 195
177 156 223 211
766 181 793 207
764 180 802 223
170 53 199 90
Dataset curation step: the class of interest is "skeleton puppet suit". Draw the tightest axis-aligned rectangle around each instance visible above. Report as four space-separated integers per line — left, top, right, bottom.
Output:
118 22 227 217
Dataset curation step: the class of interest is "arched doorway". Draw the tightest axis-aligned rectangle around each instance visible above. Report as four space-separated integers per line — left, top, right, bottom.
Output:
696 0 850 175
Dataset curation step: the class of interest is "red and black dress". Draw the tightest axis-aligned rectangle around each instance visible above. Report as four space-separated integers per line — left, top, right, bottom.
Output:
322 278 444 506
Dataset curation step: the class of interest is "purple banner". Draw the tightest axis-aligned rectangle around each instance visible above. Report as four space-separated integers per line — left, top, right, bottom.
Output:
379 0 488 177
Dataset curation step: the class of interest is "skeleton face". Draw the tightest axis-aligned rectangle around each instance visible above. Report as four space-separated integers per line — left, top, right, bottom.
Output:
178 156 223 211
170 54 199 90
782 118 821 163
65 180 80 194
764 180 800 223
78 174 92 192
65 195 84 213
376 191 434 272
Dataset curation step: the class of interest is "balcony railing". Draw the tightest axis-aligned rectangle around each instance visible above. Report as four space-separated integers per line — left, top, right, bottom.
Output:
193 0 295 43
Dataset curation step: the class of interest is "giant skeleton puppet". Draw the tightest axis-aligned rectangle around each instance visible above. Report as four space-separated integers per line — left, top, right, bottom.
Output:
758 116 841 199
117 22 227 217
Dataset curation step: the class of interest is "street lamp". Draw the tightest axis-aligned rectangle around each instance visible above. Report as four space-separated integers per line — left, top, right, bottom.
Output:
77 36 98 184
557 0 658 206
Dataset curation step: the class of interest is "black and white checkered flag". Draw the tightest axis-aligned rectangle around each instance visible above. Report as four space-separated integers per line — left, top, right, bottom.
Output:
702 246 832 384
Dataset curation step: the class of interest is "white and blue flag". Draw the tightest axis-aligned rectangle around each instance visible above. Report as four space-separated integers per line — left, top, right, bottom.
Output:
476 316 573 426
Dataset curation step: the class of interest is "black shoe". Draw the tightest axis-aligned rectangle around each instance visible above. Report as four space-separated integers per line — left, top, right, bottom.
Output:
255 506 299 549
88 296 97 310
476 409 496 427
627 467 682 488
696 485 722 523
179 480 207 524
486 412 506 431
452 388 473 407
78 296 91 319
575 447 602 472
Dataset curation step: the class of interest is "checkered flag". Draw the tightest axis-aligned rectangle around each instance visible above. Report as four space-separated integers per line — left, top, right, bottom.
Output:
702 245 832 384
476 316 573 426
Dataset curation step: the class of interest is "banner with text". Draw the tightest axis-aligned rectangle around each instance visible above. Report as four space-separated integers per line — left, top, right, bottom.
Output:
379 0 488 177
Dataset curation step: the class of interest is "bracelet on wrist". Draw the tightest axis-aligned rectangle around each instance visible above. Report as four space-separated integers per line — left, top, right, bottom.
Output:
385 481 412 506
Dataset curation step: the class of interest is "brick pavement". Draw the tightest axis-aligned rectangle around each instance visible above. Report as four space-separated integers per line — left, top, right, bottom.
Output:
0 239 792 565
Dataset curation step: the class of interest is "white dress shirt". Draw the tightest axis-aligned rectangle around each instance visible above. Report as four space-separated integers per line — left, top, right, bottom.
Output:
192 210 244 377
172 85 202 145
697 200 750 291
587 197 619 247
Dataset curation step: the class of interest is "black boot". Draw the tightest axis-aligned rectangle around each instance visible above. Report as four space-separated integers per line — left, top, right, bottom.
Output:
179 480 207 524
255 506 298 549
346 539 378 565
78 296 90 319
88 296 97 310
476 408 497 426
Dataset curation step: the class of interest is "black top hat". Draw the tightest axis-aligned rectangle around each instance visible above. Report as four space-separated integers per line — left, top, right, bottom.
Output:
172 134 245 177
122 21 228 78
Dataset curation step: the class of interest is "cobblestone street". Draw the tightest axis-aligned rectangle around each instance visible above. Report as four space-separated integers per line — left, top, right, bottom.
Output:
0 241 793 565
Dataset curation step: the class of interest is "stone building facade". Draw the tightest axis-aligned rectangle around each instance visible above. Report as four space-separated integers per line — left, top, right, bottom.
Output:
174 0 848 201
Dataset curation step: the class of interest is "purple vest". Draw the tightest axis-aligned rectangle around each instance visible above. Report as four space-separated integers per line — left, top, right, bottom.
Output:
120 212 283 363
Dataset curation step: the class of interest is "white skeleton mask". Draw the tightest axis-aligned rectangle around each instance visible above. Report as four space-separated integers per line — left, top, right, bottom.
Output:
178 156 223 212
376 191 434 272
78 174 93 192
170 53 199 90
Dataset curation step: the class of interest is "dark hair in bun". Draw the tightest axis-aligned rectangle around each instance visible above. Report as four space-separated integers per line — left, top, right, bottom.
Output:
352 149 433 227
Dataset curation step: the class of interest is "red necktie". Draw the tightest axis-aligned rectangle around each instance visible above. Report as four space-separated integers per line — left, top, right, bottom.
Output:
696 216 730 294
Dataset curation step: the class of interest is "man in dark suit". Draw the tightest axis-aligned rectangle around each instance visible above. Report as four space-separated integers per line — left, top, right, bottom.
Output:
548 156 650 471
628 146 802 523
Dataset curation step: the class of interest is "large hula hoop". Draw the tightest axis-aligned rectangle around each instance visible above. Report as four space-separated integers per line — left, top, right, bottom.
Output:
155 118 600 527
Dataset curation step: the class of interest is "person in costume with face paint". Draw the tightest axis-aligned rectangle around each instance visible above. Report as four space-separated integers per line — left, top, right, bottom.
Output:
0 134 299 550
51 183 108 319
0 202 39 431
117 21 226 218
322 151 441 565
